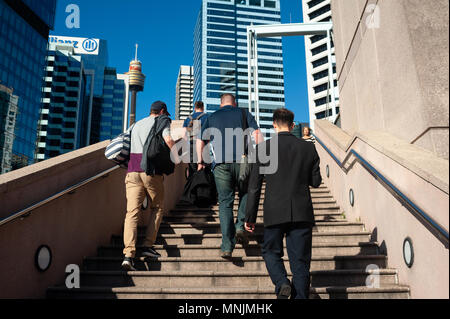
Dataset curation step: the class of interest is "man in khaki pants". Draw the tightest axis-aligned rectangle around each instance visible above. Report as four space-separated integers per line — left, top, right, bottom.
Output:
122 101 175 271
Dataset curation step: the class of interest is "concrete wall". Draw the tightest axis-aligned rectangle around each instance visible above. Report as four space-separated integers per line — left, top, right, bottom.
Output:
314 119 449 299
331 0 449 159
0 128 187 298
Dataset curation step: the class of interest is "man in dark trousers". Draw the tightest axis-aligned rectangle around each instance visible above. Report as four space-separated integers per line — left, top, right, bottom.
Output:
197 94 264 259
245 108 322 299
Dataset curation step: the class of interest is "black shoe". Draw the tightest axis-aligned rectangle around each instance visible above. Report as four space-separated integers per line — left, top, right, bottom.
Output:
141 247 161 259
277 283 292 300
121 257 136 271
220 251 233 259
236 230 249 247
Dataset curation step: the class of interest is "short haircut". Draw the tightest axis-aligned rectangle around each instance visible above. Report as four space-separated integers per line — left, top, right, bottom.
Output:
220 93 236 105
194 101 204 110
273 108 294 127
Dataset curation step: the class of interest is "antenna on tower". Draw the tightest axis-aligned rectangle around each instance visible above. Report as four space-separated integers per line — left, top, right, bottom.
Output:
135 43 138 61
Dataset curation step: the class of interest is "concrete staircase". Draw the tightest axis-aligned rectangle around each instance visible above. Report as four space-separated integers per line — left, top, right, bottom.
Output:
47 183 410 299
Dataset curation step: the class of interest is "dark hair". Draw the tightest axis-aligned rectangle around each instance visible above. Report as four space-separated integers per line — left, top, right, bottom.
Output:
194 101 204 110
220 93 236 104
273 108 294 127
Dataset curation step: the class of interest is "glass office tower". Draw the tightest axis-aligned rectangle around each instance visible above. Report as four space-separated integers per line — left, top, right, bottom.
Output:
36 38 127 161
194 0 285 136
99 67 126 142
0 0 56 172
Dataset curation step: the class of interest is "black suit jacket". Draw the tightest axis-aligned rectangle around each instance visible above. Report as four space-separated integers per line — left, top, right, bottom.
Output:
245 132 322 227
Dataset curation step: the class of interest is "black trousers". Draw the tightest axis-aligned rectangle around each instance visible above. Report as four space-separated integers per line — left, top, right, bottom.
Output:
262 222 313 299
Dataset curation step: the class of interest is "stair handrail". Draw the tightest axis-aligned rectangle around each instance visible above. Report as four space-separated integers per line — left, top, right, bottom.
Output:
313 134 449 247
0 165 120 228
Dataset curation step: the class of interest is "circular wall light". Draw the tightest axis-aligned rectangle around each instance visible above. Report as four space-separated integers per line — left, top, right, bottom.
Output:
349 189 355 207
35 245 52 272
403 237 414 268
326 165 330 178
142 196 148 210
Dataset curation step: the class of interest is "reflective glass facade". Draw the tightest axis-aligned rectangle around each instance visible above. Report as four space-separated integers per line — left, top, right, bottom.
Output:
99 67 125 142
194 0 285 135
0 0 56 172
21 0 57 29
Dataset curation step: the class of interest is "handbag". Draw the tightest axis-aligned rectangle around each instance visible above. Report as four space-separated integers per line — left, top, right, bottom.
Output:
105 124 135 168
238 108 251 190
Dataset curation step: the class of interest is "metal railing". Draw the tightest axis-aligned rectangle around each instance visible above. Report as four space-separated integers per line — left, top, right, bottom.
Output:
314 134 449 247
0 165 120 228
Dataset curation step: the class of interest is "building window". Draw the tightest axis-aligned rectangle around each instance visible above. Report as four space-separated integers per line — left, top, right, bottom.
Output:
264 0 276 8
249 0 261 6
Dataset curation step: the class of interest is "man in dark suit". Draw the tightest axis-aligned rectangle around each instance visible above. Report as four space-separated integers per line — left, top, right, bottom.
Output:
245 108 322 299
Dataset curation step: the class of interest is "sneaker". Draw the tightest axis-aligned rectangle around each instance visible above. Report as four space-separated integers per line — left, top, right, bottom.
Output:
121 257 136 271
277 282 292 300
236 230 249 247
141 247 161 259
221 251 232 259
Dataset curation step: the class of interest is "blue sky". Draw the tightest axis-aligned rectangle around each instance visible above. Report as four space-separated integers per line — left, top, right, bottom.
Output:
51 0 309 123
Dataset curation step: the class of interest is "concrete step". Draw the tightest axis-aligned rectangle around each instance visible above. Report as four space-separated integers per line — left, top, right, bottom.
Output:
199 203 340 211
83 255 387 272
170 205 340 214
155 221 365 235
47 285 410 299
97 242 380 258
163 212 344 223
111 232 371 246
177 198 336 207
75 269 398 288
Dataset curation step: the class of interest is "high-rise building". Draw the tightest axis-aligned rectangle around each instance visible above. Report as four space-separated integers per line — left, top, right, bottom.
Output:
194 0 285 136
175 65 194 121
302 0 339 130
36 36 128 161
0 84 18 174
0 0 56 172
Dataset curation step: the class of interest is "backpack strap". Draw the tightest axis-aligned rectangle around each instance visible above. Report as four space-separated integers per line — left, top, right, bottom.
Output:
241 108 249 155
196 112 206 121
187 115 194 128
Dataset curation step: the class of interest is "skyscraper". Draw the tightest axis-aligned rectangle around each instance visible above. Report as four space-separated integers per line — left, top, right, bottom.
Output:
0 84 18 174
302 0 339 130
0 0 56 172
175 65 194 121
194 0 285 136
36 36 128 161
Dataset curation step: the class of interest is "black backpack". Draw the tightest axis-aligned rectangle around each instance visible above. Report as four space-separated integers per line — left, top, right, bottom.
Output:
145 117 175 176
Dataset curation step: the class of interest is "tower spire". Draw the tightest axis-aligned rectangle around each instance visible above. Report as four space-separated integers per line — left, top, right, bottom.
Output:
135 43 138 61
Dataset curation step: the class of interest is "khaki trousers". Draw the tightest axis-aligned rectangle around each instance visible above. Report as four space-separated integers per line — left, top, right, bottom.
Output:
123 172 165 258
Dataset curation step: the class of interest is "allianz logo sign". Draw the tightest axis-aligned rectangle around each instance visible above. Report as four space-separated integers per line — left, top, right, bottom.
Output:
49 36 99 54
82 39 98 52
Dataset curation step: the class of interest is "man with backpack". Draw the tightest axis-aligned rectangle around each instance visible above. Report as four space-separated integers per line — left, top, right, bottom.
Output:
183 101 208 176
196 94 264 259
121 101 176 271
